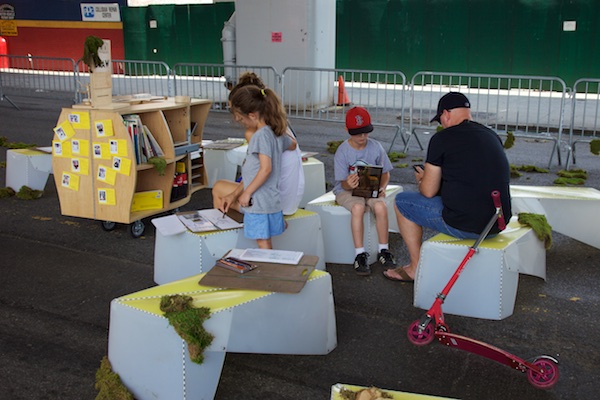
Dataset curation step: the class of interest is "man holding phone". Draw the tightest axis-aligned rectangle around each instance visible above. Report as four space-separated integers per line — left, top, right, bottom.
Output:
384 92 512 282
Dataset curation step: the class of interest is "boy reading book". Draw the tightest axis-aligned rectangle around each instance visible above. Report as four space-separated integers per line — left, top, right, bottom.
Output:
333 106 396 276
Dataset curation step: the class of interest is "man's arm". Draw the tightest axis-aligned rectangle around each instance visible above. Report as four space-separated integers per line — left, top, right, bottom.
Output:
416 162 441 198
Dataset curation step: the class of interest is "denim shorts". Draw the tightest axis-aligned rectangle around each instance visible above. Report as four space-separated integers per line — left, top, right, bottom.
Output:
394 192 483 239
243 211 285 240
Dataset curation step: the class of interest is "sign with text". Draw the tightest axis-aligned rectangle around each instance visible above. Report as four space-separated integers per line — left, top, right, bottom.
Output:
81 3 121 22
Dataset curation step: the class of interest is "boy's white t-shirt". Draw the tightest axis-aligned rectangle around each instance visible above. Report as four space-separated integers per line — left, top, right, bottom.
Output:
279 130 305 215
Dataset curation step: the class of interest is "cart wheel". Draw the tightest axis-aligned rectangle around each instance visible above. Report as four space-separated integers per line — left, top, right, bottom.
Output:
407 320 435 346
101 221 116 231
527 356 559 389
130 220 145 238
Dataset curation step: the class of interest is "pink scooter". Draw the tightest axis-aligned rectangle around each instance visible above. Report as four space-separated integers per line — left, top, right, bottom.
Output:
407 191 559 389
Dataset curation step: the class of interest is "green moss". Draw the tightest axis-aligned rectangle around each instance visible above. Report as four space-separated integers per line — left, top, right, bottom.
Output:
387 151 406 162
0 187 16 198
95 356 134 400
15 186 43 200
147 157 167 176
557 169 587 179
395 163 408 168
590 139 600 155
83 36 106 70
510 165 522 178
0 136 37 149
554 177 586 186
503 131 515 149
518 213 553 250
0 161 5 168
327 140 344 154
339 386 393 400
517 165 549 173
160 294 214 364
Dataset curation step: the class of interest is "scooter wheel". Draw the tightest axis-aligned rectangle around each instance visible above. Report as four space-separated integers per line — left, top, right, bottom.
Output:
527 356 559 389
407 320 435 346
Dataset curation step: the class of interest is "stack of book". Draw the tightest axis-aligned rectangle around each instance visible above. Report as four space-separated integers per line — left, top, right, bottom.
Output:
123 114 165 164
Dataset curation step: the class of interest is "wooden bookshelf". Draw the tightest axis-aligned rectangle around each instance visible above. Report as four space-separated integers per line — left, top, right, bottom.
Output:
51 97 211 237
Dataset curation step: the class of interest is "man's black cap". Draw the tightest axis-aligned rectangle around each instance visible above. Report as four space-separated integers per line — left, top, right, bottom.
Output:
430 92 471 123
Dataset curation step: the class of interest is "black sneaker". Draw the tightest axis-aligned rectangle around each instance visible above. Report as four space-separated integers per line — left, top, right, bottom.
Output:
354 252 371 276
378 249 397 269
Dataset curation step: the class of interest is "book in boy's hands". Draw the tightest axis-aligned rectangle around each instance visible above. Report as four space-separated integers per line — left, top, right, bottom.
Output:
352 165 383 198
215 257 258 274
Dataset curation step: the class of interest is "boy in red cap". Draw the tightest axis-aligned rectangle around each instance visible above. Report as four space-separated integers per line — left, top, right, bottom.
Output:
333 106 396 275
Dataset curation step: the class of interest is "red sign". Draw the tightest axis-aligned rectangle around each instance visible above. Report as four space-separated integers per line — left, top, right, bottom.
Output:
271 32 282 43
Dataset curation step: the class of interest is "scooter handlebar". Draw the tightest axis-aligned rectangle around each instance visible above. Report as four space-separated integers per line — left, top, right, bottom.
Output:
491 190 506 231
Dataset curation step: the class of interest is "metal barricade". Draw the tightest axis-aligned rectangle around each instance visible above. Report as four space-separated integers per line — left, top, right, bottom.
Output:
0 54 78 104
75 59 172 103
566 78 600 168
410 71 568 167
281 67 411 153
172 63 279 111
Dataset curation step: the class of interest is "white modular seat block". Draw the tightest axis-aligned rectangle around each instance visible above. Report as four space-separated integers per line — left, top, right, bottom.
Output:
108 271 337 400
300 157 326 208
414 218 546 320
6 148 53 191
305 185 402 264
153 209 326 284
511 185 600 250
203 147 240 188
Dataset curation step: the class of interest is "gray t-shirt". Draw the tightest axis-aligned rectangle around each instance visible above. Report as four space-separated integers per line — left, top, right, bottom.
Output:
333 138 393 195
241 126 292 214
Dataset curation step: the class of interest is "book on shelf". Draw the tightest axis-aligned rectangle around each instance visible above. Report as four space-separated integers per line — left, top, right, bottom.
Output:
226 248 304 265
143 125 165 157
123 114 143 164
176 208 244 233
352 165 383 198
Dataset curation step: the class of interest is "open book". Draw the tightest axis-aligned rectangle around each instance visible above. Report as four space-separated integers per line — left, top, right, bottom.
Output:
177 208 244 233
227 248 304 265
352 165 383 198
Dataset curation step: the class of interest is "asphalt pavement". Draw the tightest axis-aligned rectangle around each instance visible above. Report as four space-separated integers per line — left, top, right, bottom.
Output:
1 92 599 400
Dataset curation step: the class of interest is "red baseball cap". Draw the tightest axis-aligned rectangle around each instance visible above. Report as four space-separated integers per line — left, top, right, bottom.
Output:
346 106 374 135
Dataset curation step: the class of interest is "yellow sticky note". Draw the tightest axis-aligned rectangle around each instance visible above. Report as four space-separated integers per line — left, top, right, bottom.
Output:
112 156 132 175
109 139 128 156
71 139 90 157
68 111 90 130
98 188 116 205
53 121 77 142
97 165 117 185
95 119 114 137
71 158 89 175
53 140 72 157
92 142 111 159
60 172 80 191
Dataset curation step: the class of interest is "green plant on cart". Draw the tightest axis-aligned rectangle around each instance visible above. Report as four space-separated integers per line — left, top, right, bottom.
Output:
147 156 167 175
83 35 106 70
160 294 214 364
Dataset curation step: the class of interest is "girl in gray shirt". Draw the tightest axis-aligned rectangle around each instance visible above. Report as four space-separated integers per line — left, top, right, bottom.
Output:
229 85 293 249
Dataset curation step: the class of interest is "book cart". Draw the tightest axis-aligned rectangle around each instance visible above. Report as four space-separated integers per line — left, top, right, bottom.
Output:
51 98 212 237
